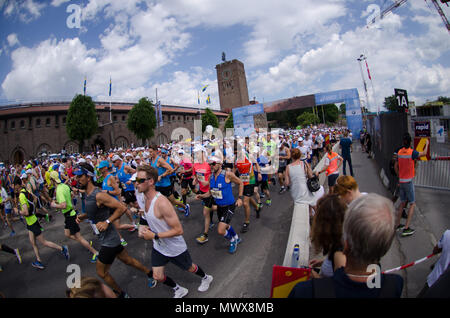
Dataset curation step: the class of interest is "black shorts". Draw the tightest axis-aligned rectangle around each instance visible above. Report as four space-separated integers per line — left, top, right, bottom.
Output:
123 191 137 204
156 185 173 197
27 221 42 237
199 190 214 209
151 248 193 271
258 180 269 191
49 188 55 199
64 214 80 235
243 184 255 197
278 166 287 174
328 174 339 187
98 244 124 265
181 178 195 190
217 204 236 224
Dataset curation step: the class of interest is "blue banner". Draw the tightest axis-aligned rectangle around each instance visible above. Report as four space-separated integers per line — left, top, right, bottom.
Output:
232 103 264 137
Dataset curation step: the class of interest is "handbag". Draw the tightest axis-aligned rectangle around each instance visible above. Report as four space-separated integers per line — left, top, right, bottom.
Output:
303 162 320 192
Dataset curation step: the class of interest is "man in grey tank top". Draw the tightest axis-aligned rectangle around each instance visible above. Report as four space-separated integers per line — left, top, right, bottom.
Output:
136 164 213 298
74 163 156 298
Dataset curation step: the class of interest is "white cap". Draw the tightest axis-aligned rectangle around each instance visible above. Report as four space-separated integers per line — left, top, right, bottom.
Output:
298 137 304 142
130 173 137 182
135 156 141 160
86 155 92 159
178 149 184 154
26 169 33 174
112 155 121 162
20 173 28 179
126 153 132 157
77 158 86 164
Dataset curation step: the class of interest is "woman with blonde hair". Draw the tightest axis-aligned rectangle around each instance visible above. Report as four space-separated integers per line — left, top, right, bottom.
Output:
333 175 367 205
67 276 117 298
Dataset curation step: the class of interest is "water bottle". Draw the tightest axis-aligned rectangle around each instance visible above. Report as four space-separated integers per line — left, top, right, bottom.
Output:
291 244 299 268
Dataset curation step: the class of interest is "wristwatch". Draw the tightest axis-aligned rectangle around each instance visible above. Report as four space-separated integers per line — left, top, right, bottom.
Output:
154 233 159 240
106 219 111 224
239 196 244 200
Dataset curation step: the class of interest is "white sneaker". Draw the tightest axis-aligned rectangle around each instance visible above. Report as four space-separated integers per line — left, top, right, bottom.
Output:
198 274 213 292
173 286 188 298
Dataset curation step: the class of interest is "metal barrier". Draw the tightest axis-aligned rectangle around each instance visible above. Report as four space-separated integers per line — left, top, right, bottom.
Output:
415 137 450 191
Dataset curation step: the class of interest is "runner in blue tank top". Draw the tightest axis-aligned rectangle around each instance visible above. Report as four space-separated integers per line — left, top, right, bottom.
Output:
197 154 244 254
149 145 190 217
100 159 137 245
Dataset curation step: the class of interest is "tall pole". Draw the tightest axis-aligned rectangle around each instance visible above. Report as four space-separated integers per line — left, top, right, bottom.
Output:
109 77 112 123
364 56 379 115
156 88 159 146
357 55 371 113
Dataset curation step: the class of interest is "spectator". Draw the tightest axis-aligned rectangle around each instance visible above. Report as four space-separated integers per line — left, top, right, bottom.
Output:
417 229 450 298
66 276 117 298
289 193 403 298
308 194 347 278
285 148 324 217
333 175 367 205
339 131 354 177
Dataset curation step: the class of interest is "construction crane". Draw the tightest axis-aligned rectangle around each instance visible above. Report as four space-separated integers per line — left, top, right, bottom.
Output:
366 0 450 33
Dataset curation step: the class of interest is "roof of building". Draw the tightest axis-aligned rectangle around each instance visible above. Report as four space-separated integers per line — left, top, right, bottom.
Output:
0 101 228 117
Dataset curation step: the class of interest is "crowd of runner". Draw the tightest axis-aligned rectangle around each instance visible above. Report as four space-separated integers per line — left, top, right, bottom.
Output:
2 124 421 298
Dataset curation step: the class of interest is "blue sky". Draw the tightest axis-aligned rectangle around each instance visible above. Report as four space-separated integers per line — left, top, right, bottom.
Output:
0 0 449 112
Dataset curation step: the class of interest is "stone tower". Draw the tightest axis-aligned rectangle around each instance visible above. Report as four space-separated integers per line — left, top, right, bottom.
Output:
216 59 250 113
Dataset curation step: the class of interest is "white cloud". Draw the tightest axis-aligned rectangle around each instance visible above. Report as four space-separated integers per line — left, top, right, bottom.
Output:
50 0 70 7
7 33 19 47
3 0 46 22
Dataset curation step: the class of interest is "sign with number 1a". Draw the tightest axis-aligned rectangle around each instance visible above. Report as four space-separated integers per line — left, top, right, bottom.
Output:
394 89 409 112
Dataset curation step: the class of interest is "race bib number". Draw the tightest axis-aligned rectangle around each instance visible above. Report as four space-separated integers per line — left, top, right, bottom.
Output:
240 174 250 183
197 173 205 182
211 189 223 200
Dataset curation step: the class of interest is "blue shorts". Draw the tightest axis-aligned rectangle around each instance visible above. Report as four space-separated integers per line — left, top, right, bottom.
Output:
5 208 12 215
399 182 415 203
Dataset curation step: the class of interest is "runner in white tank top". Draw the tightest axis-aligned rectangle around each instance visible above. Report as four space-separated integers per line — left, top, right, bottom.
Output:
136 165 213 298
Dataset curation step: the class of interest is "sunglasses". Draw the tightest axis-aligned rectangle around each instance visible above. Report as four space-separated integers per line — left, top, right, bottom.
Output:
135 177 151 184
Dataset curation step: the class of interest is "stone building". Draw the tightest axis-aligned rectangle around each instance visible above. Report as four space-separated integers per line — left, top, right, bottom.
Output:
0 101 227 164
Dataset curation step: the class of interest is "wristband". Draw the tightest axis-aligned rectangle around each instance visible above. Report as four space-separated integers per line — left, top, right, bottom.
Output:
106 219 111 224
154 233 159 240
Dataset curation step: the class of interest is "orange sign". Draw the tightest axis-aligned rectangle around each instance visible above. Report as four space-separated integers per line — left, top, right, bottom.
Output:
271 265 311 298
414 137 430 161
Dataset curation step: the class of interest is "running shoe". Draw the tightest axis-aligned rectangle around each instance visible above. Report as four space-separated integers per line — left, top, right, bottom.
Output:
90 253 98 263
173 286 189 298
401 228 415 237
256 205 261 219
121 239 128 247
241 222 249 233
265 199 272 206
279 186 286 194
61 245 70 261
196 234 209 244
14 248 22 264
260 192 266 198
198 275 213 292
45 214 50 223
118 291 131 298
229 237 242 254
148 277 157 288
32 261 45 270
209 222 216 230
184 204 190 217
396 224 405 231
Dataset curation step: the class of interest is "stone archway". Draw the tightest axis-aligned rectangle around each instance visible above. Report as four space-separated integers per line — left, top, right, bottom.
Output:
36 143 52 157
63 141 78 154
93 135 106 152
11 147 26 165
115 136 129 149
157 133 168 145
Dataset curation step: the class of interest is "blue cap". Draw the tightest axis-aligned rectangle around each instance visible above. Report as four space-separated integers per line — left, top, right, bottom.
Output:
98 160 110 169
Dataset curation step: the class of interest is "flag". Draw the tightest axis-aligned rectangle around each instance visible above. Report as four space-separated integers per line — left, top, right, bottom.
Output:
198 91 200 105
365 60 372 80
109 77 112 97
201 84 208 92
83 77 86 95
206 94 211 105
154 101 158 125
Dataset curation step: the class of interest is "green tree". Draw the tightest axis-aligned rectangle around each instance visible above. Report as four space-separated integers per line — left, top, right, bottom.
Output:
224 112 234 129
296 111 320 127
127 97 156 146
339 103 346 115
201 107 219 131
66 94 98 153
324 104 340 123
437 96 450 103
383 95 398 112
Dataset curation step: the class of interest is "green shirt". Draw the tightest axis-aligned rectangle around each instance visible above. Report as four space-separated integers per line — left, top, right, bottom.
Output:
19 189 38 226
56 183 76 216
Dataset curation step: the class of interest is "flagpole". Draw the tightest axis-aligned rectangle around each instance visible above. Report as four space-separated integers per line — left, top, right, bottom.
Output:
156 88 160 146
109 77 112 123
